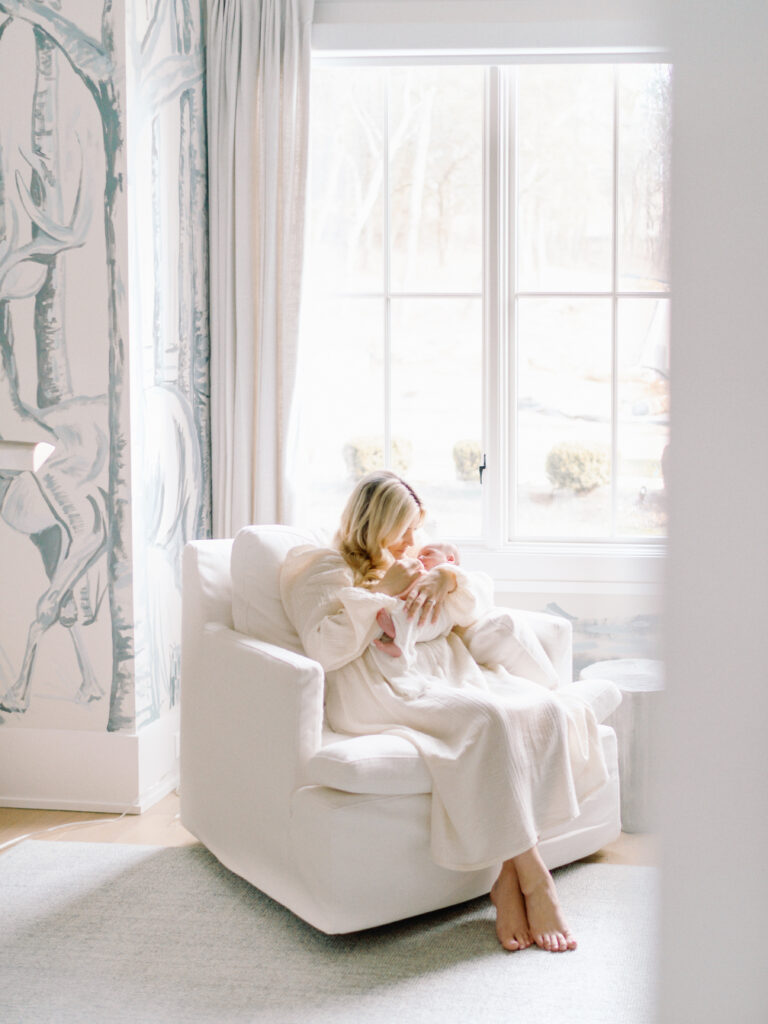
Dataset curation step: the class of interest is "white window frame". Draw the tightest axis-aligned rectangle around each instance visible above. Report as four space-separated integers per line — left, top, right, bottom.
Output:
310 49 669 594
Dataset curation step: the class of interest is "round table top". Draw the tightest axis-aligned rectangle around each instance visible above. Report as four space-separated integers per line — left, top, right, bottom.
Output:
580 657 664 692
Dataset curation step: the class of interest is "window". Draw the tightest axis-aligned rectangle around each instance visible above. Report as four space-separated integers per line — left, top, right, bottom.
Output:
293 60 671 582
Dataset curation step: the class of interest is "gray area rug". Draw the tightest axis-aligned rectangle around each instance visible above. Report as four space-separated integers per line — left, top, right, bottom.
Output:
2 841 658 1024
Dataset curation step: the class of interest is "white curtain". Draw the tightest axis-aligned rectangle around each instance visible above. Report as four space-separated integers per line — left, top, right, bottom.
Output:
207 0 314 537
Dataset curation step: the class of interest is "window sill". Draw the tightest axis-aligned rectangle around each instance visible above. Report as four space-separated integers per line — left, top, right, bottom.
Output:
457 541 665 595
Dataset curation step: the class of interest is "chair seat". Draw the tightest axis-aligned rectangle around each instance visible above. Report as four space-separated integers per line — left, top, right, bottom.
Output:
307 696 619 797
306 729 432 795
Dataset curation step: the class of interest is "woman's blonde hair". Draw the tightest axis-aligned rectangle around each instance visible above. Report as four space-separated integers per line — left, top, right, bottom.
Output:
336 471 425 585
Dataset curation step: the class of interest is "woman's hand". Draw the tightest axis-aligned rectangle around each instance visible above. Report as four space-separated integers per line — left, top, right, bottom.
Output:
371 557 424 597
402 566 457 625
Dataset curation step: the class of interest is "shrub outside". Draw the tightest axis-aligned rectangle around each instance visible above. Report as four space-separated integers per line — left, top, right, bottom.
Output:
545 441 611 494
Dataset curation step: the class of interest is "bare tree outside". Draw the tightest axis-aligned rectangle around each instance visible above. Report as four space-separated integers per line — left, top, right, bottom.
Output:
294 62 670 544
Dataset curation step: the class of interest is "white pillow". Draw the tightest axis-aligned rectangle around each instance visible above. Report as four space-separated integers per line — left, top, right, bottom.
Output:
231 525 319 652
305 733 432 796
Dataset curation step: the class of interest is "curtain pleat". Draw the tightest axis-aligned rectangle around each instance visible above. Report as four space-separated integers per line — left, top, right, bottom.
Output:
207 0 314 536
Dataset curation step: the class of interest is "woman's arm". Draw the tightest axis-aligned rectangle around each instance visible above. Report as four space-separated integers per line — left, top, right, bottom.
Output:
400 566 457 625
403 565 494 627
280 546 403 672
368 557 424 597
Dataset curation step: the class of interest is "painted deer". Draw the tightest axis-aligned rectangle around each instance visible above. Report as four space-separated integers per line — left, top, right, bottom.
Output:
0 152 109 714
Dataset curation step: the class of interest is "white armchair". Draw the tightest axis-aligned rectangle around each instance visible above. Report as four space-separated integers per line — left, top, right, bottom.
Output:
180 526 621 934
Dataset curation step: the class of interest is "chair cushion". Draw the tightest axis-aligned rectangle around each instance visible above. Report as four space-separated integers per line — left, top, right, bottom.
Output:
569 675 624 723
304 732 432 796
231 525 322 653
459 608 561 689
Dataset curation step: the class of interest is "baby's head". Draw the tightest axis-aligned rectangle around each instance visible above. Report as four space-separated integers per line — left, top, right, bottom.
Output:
417 541 460 570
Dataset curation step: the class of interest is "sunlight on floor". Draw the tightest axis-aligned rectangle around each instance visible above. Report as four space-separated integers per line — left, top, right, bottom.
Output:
1 792 657 865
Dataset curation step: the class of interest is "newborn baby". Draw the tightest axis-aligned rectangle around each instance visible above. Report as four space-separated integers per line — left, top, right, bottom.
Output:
370 542 463 698
374 542 460 654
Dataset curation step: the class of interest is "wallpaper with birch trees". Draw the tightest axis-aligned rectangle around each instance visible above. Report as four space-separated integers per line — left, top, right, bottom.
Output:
0 0 210 733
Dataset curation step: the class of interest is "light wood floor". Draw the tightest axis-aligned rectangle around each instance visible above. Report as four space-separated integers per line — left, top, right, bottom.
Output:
0 793 658 865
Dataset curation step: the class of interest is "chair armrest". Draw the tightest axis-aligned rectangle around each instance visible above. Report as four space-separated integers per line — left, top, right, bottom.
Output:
180 623 325 862
459 607 573 688
514 608 573 687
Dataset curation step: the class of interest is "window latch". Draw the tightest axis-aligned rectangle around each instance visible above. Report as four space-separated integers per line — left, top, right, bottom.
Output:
479 453 487 484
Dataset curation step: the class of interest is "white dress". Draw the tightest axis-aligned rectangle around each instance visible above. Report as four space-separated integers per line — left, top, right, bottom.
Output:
368 585 471 699
280 545 609 872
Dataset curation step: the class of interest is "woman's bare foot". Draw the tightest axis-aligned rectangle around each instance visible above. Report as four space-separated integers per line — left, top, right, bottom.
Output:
490 861 532 951
374 609 402 657
513 847 577 952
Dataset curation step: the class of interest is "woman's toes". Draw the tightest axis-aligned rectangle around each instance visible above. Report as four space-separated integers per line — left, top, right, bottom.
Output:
501 930 532 952
536 931 576 952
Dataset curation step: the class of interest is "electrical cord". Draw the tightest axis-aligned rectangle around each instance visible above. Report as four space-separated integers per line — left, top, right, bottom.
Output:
0 810 130 854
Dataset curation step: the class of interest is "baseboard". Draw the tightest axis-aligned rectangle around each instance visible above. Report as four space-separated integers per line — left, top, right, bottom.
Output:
136 707 181 812
0 709 180 813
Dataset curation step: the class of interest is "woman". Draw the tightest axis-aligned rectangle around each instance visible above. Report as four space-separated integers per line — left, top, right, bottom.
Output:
281 471 608 952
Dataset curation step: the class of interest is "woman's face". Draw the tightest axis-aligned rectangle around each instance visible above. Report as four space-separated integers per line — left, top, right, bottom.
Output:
385 513 419 560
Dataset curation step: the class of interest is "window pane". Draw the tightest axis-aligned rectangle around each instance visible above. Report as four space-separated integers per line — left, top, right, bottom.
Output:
299 61 671 555
293 297 385 533
390 298 483 538
616 298 670 536
517 66 614 293
305 67 386 293
389 67 483 293
618 65 672 291
515 298 613 538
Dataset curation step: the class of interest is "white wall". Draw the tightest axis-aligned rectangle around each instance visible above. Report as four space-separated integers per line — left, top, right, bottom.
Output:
313 0 665 52
660 1 768 1020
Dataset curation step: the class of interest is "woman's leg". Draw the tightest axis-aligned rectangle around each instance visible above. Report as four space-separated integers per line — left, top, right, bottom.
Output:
490 859 532 951
511 845 577 952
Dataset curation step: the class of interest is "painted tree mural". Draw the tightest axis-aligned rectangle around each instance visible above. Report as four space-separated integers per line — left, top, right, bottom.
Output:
0 0 133 729
129 0 209 726
0 0 209 732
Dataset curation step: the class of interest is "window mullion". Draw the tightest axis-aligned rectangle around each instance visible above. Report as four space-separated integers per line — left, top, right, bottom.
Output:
484 65 516 550
483 68 502 549
610 65 620 538
384 73 392 469
503 67 516 546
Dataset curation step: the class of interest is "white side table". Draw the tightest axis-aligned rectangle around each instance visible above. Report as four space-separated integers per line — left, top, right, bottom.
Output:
580 658 664 833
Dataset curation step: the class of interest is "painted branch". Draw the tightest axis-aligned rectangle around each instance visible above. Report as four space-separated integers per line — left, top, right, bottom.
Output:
0 0 111 102
31 28 73 408
141 0 171 62
0 136 6 243
140 53 202 110
0 301 53 433
151 116 162 385
177 91 192 395
188 82 211 536
175 0 194 55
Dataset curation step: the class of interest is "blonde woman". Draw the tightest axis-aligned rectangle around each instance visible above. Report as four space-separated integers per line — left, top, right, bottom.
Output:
281 471 608 952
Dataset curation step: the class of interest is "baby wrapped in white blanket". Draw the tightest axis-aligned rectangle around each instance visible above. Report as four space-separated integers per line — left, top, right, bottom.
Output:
370 542 463 697
370 541 564 699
